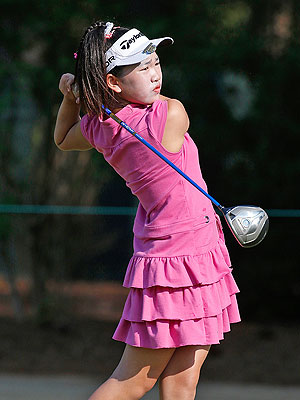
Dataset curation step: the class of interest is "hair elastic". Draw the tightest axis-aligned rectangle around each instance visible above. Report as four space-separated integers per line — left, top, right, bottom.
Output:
104 22 114 39
73 52 78 59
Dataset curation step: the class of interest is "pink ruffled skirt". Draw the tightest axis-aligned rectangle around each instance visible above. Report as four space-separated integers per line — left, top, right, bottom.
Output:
113 214 241 348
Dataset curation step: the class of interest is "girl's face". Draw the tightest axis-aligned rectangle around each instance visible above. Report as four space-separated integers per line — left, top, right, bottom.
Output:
110 52 162 106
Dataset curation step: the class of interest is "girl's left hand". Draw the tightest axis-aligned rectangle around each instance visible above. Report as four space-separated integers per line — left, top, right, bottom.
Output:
59 73 80 104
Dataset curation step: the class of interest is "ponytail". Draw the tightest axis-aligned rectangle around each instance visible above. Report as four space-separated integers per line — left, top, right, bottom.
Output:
74 21 129 116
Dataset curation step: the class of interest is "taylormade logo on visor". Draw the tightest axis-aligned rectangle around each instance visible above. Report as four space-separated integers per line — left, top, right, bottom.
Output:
120 32 144 50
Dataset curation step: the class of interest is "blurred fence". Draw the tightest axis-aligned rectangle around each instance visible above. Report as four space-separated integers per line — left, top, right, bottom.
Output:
0 204 299 217
0 205 299 322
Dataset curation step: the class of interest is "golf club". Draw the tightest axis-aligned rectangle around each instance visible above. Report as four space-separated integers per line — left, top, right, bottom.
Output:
101 105 269 248
71 83 268 247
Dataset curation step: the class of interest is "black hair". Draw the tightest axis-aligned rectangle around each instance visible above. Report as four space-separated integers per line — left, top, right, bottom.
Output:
74 21 130 116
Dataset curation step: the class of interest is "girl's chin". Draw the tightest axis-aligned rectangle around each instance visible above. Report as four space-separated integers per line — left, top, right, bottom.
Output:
121 92 160 106
131 98 158 106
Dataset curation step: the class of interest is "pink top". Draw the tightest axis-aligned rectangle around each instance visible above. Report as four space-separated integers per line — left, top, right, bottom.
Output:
81 100 215 240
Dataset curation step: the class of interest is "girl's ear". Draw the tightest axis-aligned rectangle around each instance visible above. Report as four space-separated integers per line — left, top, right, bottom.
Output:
106 74 122 93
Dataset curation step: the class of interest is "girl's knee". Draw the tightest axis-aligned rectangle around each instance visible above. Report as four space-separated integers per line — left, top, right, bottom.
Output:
132 377 157 399
159 383 197 400
113 372 157 398
144 377 157 393
87 376 157 400
159 372 200 400
115 376 157 400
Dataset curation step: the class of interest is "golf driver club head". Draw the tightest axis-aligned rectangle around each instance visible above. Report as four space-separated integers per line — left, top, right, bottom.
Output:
222 205 269 248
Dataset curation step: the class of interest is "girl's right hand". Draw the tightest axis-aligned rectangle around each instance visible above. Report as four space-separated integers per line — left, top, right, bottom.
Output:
59 73 80 104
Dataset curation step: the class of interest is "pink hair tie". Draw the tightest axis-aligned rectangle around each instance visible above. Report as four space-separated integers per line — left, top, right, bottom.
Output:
74 52 78 59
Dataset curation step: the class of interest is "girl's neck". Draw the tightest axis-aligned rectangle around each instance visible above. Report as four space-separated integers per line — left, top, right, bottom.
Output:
109 95 130 114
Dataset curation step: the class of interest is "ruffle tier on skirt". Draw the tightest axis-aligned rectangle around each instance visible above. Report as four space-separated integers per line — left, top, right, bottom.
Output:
113 216 241 348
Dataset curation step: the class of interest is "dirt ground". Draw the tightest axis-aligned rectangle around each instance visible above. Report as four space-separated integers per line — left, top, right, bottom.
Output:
0 278 299 385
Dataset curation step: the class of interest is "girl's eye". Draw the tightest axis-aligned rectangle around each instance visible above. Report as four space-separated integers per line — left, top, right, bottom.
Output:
141 67 149 71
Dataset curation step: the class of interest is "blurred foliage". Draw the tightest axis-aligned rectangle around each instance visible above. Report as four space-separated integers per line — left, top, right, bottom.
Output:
0 0 299 322
1 0 299 206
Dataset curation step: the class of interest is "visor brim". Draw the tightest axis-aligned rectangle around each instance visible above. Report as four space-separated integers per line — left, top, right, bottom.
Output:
109 36 174 70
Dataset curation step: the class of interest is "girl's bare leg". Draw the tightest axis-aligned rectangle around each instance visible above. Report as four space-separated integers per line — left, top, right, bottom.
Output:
158 345 210 400
88 344 175 400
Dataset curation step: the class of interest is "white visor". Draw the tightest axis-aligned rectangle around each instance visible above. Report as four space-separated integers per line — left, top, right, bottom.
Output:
105 28 174 73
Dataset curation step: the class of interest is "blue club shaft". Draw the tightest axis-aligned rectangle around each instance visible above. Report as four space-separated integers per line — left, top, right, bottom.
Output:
102 105 224 211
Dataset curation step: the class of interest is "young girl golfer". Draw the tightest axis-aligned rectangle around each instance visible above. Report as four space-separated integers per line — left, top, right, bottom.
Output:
54 20 241 400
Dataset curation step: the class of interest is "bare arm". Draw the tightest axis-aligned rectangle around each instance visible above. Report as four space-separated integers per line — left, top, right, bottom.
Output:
54 73 92 151
159 95 190 153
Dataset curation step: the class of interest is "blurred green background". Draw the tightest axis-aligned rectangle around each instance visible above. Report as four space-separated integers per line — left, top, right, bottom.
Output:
0 0 299 373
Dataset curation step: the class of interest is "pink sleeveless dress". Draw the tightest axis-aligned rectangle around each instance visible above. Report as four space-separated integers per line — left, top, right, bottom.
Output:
81 100 241 348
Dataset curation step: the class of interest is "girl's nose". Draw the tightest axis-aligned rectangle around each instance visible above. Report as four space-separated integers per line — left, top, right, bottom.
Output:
151 69 160 82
